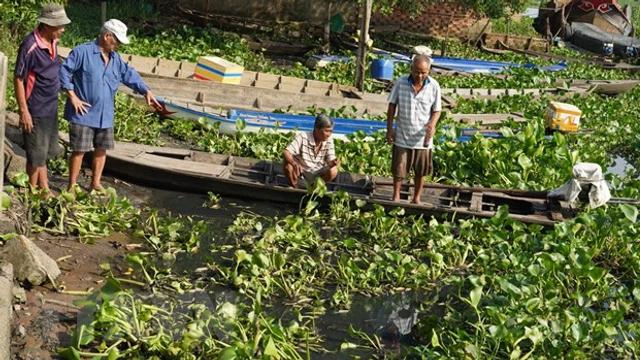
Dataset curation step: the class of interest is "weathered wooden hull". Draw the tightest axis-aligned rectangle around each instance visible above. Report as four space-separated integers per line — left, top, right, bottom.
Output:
481 39 640 73
81 140 578 226
58 47 596 117
482 33 550 52
131 74 591 117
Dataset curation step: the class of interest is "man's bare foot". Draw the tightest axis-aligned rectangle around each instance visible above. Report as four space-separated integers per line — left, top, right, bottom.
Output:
391 196 400 202
411 198 422 204
91 184 105 192
39 188 55 200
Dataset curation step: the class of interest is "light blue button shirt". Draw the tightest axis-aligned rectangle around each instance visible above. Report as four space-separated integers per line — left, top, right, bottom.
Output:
60 40 149 128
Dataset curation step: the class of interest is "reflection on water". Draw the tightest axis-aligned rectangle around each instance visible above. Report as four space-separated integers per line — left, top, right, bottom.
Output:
315 291 422 358
607 155 636 176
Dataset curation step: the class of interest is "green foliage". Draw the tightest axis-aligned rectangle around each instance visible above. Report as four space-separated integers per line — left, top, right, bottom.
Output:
491 15 538 36
0 0 67 36
436 119 577 189
375 0 528 18
3 3 640 358
59 279 319 359
13 179 140 243
112 95 165 145
404 206 640 358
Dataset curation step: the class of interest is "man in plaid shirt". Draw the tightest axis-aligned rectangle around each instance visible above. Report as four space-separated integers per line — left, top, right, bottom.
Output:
386 55 442 203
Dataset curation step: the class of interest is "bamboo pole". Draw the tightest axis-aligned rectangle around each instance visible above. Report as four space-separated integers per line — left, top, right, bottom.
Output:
101 1 107 24
355 0 372 91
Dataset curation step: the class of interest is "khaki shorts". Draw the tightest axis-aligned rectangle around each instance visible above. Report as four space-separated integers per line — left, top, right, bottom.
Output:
392 145 432 179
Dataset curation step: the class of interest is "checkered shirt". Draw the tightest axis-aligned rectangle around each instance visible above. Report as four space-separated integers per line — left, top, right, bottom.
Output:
285 131 336 172
387 75 442 150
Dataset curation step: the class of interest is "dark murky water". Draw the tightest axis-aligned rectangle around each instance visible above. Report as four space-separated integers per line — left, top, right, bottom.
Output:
62 171 424 356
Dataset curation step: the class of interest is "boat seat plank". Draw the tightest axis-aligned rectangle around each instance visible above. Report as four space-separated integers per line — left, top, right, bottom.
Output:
254 79 278 89
470 192 483 212
303 87 330 96
278 84 304 93
136 152 230 177
116 142 193 157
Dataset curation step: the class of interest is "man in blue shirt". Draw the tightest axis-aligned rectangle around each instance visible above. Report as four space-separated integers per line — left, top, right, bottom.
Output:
60 19 161 191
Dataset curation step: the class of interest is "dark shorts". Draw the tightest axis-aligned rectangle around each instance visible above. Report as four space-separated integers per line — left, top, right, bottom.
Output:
69 123 114 152
392 145 432 179
23 115 60 167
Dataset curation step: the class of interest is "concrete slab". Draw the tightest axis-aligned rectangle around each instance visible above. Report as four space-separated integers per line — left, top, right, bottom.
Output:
0 263 13 360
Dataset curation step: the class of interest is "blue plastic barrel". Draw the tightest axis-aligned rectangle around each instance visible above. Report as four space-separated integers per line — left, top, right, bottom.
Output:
371 59 394 81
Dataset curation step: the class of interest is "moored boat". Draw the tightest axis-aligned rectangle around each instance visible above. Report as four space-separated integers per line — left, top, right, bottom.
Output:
157 97 525 140
59 139 636 227
77 139 575 226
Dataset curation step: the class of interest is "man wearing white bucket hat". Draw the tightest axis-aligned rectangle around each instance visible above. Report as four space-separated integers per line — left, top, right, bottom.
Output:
60 19 162 191
14 3 71 193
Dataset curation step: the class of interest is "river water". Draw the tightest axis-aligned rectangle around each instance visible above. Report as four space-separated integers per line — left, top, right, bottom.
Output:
60 173 420 357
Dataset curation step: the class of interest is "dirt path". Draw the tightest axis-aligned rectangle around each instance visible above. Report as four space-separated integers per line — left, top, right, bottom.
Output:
10 231 129 360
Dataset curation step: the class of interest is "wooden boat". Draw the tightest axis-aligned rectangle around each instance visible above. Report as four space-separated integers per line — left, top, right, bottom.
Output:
331 39 567 74
156 97 526 139
158 99 386 141
58 47 624 118
131 73 591 117
57 47 360 96
565 22 640 57
242 36 314 56
565 79 640 95
2 116 632 226
481 40 640 72
534 0 634 46
481 33 550 52
82 139 580 226
63 139 636 226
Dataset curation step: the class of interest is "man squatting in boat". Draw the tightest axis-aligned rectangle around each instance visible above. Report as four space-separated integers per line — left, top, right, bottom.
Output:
386 54 442 204
60 19 162 191
283 114 341 188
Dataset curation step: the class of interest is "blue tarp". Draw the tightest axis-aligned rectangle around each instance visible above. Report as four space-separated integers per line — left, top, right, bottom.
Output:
228 109 385 136
229 109 508 141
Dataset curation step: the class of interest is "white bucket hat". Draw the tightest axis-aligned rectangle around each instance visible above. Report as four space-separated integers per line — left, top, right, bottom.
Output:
103 19 130 44
37 3 71 27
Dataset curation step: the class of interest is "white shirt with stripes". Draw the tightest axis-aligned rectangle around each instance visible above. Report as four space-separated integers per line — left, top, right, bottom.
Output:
286 131 336 172
387 75 442 150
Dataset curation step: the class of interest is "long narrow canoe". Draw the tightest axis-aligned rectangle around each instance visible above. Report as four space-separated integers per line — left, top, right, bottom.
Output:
75 139 576 226
59 139 635 226
57 47 628 118
156 97 526 140
483 39 640 72
128 74 586 117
